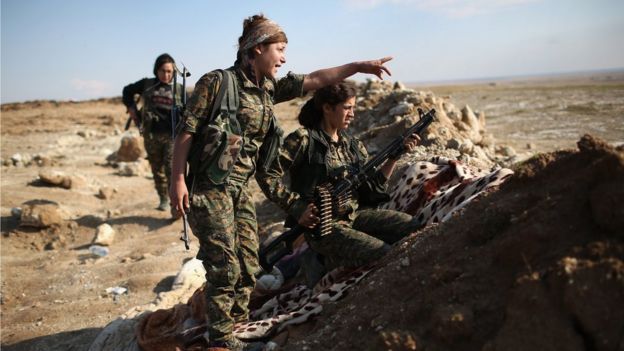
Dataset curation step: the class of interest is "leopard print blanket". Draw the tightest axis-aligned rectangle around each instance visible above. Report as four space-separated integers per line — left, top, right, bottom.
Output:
136 158 513 348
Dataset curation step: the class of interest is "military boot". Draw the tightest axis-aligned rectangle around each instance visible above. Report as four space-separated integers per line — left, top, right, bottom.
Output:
157 194 170 211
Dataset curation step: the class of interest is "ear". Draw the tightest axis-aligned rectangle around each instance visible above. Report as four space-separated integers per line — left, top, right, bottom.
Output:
322 103 333 115
253 45 263 56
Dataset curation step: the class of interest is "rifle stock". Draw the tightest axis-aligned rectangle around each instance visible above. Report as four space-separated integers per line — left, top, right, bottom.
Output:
258 226 305 272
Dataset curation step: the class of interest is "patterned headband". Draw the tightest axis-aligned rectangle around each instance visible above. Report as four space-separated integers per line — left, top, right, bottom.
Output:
238 20 285 52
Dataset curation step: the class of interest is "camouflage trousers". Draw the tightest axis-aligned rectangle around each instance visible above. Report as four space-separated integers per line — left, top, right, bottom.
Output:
143 132 173 199
306 208 422 269
188 181 259 343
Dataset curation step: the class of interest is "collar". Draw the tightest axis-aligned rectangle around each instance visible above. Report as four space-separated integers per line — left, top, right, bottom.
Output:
234 64 270 90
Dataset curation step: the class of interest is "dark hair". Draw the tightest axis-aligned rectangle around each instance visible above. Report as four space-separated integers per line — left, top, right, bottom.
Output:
236 14 288 65
298 81 357 128
153 53 175 76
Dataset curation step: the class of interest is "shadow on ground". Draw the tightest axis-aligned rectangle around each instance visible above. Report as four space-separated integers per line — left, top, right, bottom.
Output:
3 327 102 351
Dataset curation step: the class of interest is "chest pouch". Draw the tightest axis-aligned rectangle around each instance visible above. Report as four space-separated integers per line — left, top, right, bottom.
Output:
190 69 242 185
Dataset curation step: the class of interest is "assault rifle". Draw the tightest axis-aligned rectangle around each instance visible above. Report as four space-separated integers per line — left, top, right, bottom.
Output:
258 108 437 271
171 63 191 140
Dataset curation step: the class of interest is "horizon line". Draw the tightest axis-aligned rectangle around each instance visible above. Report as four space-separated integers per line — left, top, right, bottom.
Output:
2 67 624 105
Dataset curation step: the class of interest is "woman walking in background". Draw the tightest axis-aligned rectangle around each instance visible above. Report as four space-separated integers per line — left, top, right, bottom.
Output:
122 53 182 216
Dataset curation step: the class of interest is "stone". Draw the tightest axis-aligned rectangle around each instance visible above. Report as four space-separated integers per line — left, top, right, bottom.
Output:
117 162 145 177
11 207 22 218
446 138 461 150
116 136 144 162
172 258 206 291
39 170 69 187
98 187 116 200
461 105 481 133
459 140 474 154
388 102 413 117
20 199 64 228
93 223 116 246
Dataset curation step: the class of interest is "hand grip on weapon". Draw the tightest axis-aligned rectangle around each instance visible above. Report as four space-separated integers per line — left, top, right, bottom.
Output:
170 178 190 217
389 133 422 160
127 106 140 127
298 203 320 229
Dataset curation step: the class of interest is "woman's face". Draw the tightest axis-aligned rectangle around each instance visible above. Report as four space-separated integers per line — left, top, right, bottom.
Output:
254 42 287 80
157 62 174 84
323 96 356 131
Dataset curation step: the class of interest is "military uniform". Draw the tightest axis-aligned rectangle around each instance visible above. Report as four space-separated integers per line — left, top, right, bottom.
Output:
122 78 183 203
179 66 305 343
256 127 422 271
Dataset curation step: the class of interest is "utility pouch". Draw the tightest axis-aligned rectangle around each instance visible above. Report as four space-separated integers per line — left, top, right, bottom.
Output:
257 112 284 172
188 69 242 185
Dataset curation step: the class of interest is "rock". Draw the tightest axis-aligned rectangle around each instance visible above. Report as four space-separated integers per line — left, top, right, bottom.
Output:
388 102 413 117
87 318 141 351
77 130 96 138
93 223 116 246
20 199 64 228
393 81 406 90
45 234 66 250
116 136 144 162
11 153 32 167
107 209 122 218
39 170 69 187
11 207 22 218
461 106 481 133
98 187 116 200
33 154 54 167
38 171 86 189
117 162 146 177
172 258 206 291
477 111 486 130
497 145 517 157
459 140 475 154
446 138 461 150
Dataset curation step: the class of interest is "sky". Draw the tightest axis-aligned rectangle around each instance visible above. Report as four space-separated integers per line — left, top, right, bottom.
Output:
1 0 623 103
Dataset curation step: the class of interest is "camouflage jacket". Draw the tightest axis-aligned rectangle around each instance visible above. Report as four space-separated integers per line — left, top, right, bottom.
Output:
256 127 390 227
179 65 305 185
122 78 183 134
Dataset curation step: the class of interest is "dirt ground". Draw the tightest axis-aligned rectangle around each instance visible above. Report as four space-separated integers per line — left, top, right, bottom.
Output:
281 135 624 351
1 74 623 350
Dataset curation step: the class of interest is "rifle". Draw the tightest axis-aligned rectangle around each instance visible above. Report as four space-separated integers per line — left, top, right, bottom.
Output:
171 63 191 140
124 94 143 132
180 212 190 250
258 108 437 271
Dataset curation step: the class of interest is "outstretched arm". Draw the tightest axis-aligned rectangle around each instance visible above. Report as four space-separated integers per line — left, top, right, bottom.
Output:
303 57 393 92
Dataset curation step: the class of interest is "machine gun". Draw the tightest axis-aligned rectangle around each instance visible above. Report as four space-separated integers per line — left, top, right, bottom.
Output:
258 108 436 271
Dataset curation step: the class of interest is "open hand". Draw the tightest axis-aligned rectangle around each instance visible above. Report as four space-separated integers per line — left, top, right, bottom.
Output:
358 57 393 80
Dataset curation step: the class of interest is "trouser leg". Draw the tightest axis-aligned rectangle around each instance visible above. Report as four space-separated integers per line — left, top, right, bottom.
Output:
188 185 238 343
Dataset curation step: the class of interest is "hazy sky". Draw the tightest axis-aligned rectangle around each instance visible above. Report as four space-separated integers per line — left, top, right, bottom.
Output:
1 0 623 103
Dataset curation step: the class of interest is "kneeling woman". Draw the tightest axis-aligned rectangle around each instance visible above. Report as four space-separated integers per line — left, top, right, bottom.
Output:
257 81 423 282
